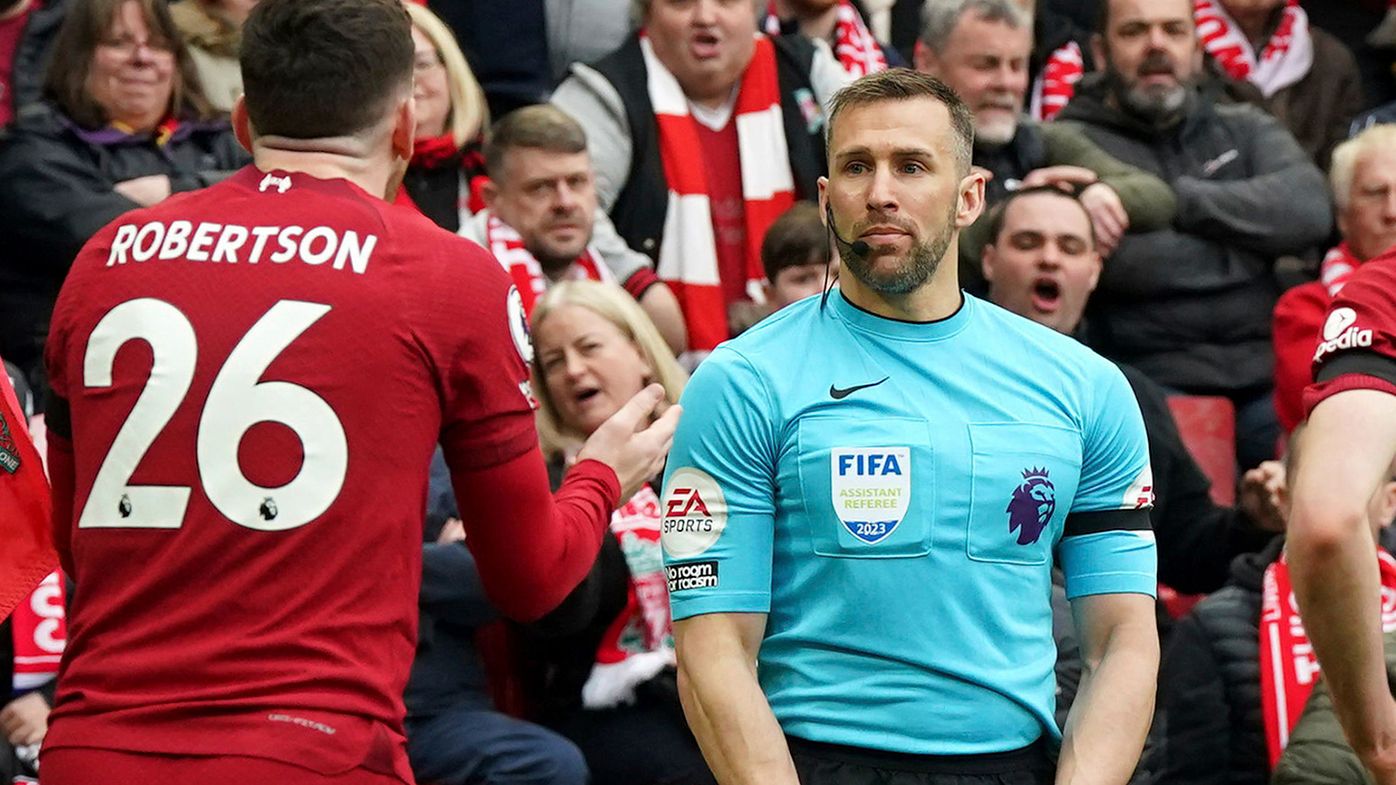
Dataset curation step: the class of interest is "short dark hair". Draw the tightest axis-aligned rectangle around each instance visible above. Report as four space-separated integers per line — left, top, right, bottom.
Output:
986 185 1096 248
761 203 829 281
825 69 975 175
44 0 213 129
240 0 413 139
484 105 589 182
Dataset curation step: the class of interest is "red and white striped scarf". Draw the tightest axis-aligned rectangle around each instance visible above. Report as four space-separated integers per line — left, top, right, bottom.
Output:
484 212 611 318
642 32 792 351
1319 242 1363 297
11 570 66 692
763 2 887 77
581 485 676 709
1194 0 1314 98
1260 550 1396 768
1030 41 1085 122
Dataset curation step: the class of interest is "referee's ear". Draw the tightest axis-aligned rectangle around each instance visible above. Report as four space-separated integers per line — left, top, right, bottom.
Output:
232 97 253 155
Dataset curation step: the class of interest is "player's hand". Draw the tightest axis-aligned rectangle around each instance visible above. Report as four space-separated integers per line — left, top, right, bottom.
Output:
0 691 50 747
114 174 173 207
1239 460 1287 533
1079 182 1129 257
437 517 466 544
577 384 682 502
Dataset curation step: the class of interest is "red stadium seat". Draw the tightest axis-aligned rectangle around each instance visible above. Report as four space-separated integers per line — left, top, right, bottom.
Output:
1160 395 1238 618
1164 395 1237 506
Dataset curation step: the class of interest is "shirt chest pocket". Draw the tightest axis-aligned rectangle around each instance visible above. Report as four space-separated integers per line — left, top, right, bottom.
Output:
966 422 1082 566
795 415 935 559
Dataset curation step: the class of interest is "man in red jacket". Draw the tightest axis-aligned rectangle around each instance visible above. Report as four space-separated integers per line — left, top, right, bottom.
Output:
1272 123 1396 432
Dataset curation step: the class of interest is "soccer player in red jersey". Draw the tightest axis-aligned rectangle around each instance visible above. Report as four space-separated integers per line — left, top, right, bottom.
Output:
36 1 679 783
1287 247 1396 785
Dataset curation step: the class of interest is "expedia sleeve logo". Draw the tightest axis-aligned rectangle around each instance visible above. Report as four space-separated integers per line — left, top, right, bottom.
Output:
666 560 719 592
662 467 727 558
1314 307 1374 362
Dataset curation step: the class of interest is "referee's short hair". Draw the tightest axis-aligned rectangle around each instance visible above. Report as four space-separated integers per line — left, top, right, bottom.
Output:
825 69 975 176
241 0 414 140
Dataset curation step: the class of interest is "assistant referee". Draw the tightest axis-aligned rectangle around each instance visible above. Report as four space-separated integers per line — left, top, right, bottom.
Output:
660 70 1159 785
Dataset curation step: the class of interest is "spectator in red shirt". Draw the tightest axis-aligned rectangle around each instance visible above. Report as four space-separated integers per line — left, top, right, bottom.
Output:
552 0 850 354
1272 123 1396 433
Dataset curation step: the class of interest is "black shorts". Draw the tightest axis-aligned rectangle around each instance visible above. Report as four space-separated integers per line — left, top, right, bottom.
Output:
788 735 1055 785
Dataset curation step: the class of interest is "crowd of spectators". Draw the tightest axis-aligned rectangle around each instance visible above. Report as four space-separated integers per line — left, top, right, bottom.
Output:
3 0 1396 782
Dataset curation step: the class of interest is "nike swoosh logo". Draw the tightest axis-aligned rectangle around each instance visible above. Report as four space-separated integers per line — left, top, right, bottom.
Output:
829 377 889 400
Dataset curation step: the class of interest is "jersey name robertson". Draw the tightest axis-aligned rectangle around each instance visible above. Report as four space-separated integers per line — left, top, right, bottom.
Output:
105 220 377 274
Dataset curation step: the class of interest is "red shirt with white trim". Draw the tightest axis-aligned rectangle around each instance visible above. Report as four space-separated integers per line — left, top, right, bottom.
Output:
42 166 617 780
1304 250 1396 416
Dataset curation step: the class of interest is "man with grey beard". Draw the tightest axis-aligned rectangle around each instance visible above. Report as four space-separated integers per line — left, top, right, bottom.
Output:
1054 0 1332 472
912 0 1176 290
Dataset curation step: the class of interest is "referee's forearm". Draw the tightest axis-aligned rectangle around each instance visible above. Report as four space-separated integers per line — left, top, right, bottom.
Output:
1057 610 1158 785
675 629 798 785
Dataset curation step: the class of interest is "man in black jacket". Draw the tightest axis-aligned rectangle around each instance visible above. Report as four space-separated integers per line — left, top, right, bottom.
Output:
1054 0 1332 470
982 185 1284 595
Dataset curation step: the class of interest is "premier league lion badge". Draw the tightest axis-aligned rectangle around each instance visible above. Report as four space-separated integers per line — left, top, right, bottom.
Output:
1007 467 1055 545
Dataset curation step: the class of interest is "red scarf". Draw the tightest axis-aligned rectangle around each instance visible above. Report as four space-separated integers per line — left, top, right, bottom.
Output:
1319 242 1363 297
643 32 791 352
763 2 886 77
0 368 55 623
582 486 676 709
407 134 488 218
1260 550 1396 767
1194 0 1314 98
11 570 66 692
483 212 611 317
1030 42 1085 121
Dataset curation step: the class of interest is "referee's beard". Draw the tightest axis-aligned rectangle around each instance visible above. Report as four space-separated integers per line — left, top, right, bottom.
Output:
843 199 958 296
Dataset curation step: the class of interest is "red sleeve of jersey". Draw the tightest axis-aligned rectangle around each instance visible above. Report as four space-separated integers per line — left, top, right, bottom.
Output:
1272 282 1328 433
449 450 619 621
1305 255 1396 418
624 267 662 301
420 237 539 470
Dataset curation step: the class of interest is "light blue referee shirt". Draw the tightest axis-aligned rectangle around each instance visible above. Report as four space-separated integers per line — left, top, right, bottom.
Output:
660 290 1157 755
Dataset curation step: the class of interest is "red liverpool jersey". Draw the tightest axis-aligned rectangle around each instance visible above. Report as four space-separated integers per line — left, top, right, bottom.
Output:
41 167 614 781
1305 249 1396 416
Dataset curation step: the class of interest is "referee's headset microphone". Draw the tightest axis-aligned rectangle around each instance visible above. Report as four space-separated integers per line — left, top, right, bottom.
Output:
822 202 869 309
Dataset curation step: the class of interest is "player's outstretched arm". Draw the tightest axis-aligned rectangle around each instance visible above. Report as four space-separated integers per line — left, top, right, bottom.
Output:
675 612 798 785
448 386 679 622
1057 592 1158 785
1289 389 1396 783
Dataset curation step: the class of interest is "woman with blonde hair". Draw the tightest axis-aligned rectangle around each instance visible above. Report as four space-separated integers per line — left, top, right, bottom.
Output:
532 280 685 461
398 1 490 231
525 280 714 785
